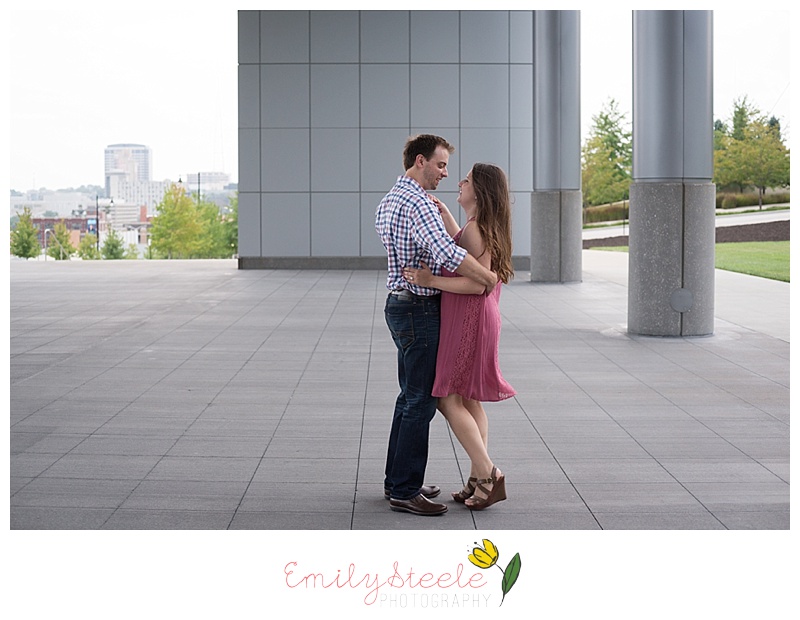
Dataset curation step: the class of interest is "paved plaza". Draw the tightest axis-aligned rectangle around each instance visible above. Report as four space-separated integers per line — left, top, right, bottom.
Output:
9 251 790 529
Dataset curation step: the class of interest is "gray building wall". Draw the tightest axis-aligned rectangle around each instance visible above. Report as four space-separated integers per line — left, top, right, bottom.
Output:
237 10 535 269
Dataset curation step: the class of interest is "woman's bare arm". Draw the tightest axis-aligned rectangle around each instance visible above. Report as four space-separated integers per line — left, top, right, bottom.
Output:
404 222 495 295
403 262 486 295
429 195 461 238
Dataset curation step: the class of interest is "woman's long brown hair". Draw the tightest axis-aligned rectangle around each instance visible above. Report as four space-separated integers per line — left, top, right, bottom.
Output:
471 163 514 284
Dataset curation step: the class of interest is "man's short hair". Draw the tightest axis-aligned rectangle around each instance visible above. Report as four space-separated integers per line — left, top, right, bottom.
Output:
403 134 455 171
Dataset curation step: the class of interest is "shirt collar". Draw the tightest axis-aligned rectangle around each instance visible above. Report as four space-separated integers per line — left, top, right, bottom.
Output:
398 175 425 193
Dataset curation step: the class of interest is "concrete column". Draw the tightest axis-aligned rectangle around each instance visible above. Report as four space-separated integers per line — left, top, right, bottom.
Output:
628 10 714 336
530 10 582 283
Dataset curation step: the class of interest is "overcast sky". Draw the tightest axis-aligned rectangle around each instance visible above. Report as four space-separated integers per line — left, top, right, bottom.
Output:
6 5 793 192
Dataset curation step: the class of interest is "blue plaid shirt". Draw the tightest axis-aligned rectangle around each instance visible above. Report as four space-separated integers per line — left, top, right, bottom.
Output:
376 176 468 295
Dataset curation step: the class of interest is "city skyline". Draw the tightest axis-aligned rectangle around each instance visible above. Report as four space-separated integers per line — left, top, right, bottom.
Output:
10 141 232 200
8 6 792 191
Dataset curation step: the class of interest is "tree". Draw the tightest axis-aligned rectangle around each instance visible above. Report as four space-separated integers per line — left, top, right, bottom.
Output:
194 200 228 258
767 115 782 139
581 99 632 206
10 207 41 259
713 119 729 151
149 184 238 259
101 229 126 259
124 243 140 259
713 133 741 191
77 234 100 260
714 99 790 203
149 184 205 259
188 195 239 259
45 221 75 260
222 193 238 257
737 120 790 208
730 96 758 141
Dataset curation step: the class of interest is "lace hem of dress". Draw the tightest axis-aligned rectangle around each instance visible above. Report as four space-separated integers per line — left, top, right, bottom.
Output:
448 294 481 393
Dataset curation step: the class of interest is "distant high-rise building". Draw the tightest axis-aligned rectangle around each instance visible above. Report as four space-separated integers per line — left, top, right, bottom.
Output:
184 172 231 193
104 143 165 215
104 144 152 195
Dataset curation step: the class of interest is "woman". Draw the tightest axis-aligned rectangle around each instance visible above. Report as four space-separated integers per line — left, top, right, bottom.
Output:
402 163 515 510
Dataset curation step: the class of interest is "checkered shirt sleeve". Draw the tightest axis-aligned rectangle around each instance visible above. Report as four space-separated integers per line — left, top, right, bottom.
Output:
375 176 468 294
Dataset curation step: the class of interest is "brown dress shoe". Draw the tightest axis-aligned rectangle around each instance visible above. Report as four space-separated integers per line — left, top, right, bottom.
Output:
384 484 441 500
389 493 448 516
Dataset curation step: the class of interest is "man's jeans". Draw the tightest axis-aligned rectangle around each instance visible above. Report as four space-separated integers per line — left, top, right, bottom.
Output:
384 292 441 500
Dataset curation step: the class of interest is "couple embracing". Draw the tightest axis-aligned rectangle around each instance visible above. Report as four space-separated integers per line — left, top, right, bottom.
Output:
376 134 516 517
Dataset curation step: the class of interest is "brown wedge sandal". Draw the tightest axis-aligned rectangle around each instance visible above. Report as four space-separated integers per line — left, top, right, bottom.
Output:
465 466 506 510
451 477 477 503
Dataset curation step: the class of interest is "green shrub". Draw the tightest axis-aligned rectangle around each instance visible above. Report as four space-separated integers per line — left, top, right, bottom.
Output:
583 202 629 223
584 191 789 223
716 191 790 209
721 194 739 209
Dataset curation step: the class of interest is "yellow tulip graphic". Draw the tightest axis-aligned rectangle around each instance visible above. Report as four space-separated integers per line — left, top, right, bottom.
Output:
468 539 499 569
467 539 521 606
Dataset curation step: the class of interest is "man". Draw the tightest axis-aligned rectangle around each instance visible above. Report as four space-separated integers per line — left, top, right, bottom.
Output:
376 134 497 516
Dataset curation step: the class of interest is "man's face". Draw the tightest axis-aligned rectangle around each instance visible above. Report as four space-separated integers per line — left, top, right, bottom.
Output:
419 146 450 191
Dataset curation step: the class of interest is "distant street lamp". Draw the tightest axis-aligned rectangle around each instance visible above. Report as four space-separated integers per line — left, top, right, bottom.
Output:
95 195 100 252
95 195 113 254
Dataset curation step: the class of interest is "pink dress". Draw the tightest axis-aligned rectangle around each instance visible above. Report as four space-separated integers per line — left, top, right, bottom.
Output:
432 222 516 402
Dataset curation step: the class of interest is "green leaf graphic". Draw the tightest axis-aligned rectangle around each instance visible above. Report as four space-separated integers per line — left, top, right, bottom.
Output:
500 553 522 605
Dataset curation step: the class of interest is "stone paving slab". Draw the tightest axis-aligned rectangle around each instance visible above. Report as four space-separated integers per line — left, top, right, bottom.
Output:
8 254 789 530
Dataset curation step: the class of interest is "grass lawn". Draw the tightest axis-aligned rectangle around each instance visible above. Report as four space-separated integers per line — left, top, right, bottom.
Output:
715 241 789 282
591 241 790 282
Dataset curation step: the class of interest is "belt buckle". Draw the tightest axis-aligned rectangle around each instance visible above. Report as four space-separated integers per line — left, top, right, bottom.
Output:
391 290 414 301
